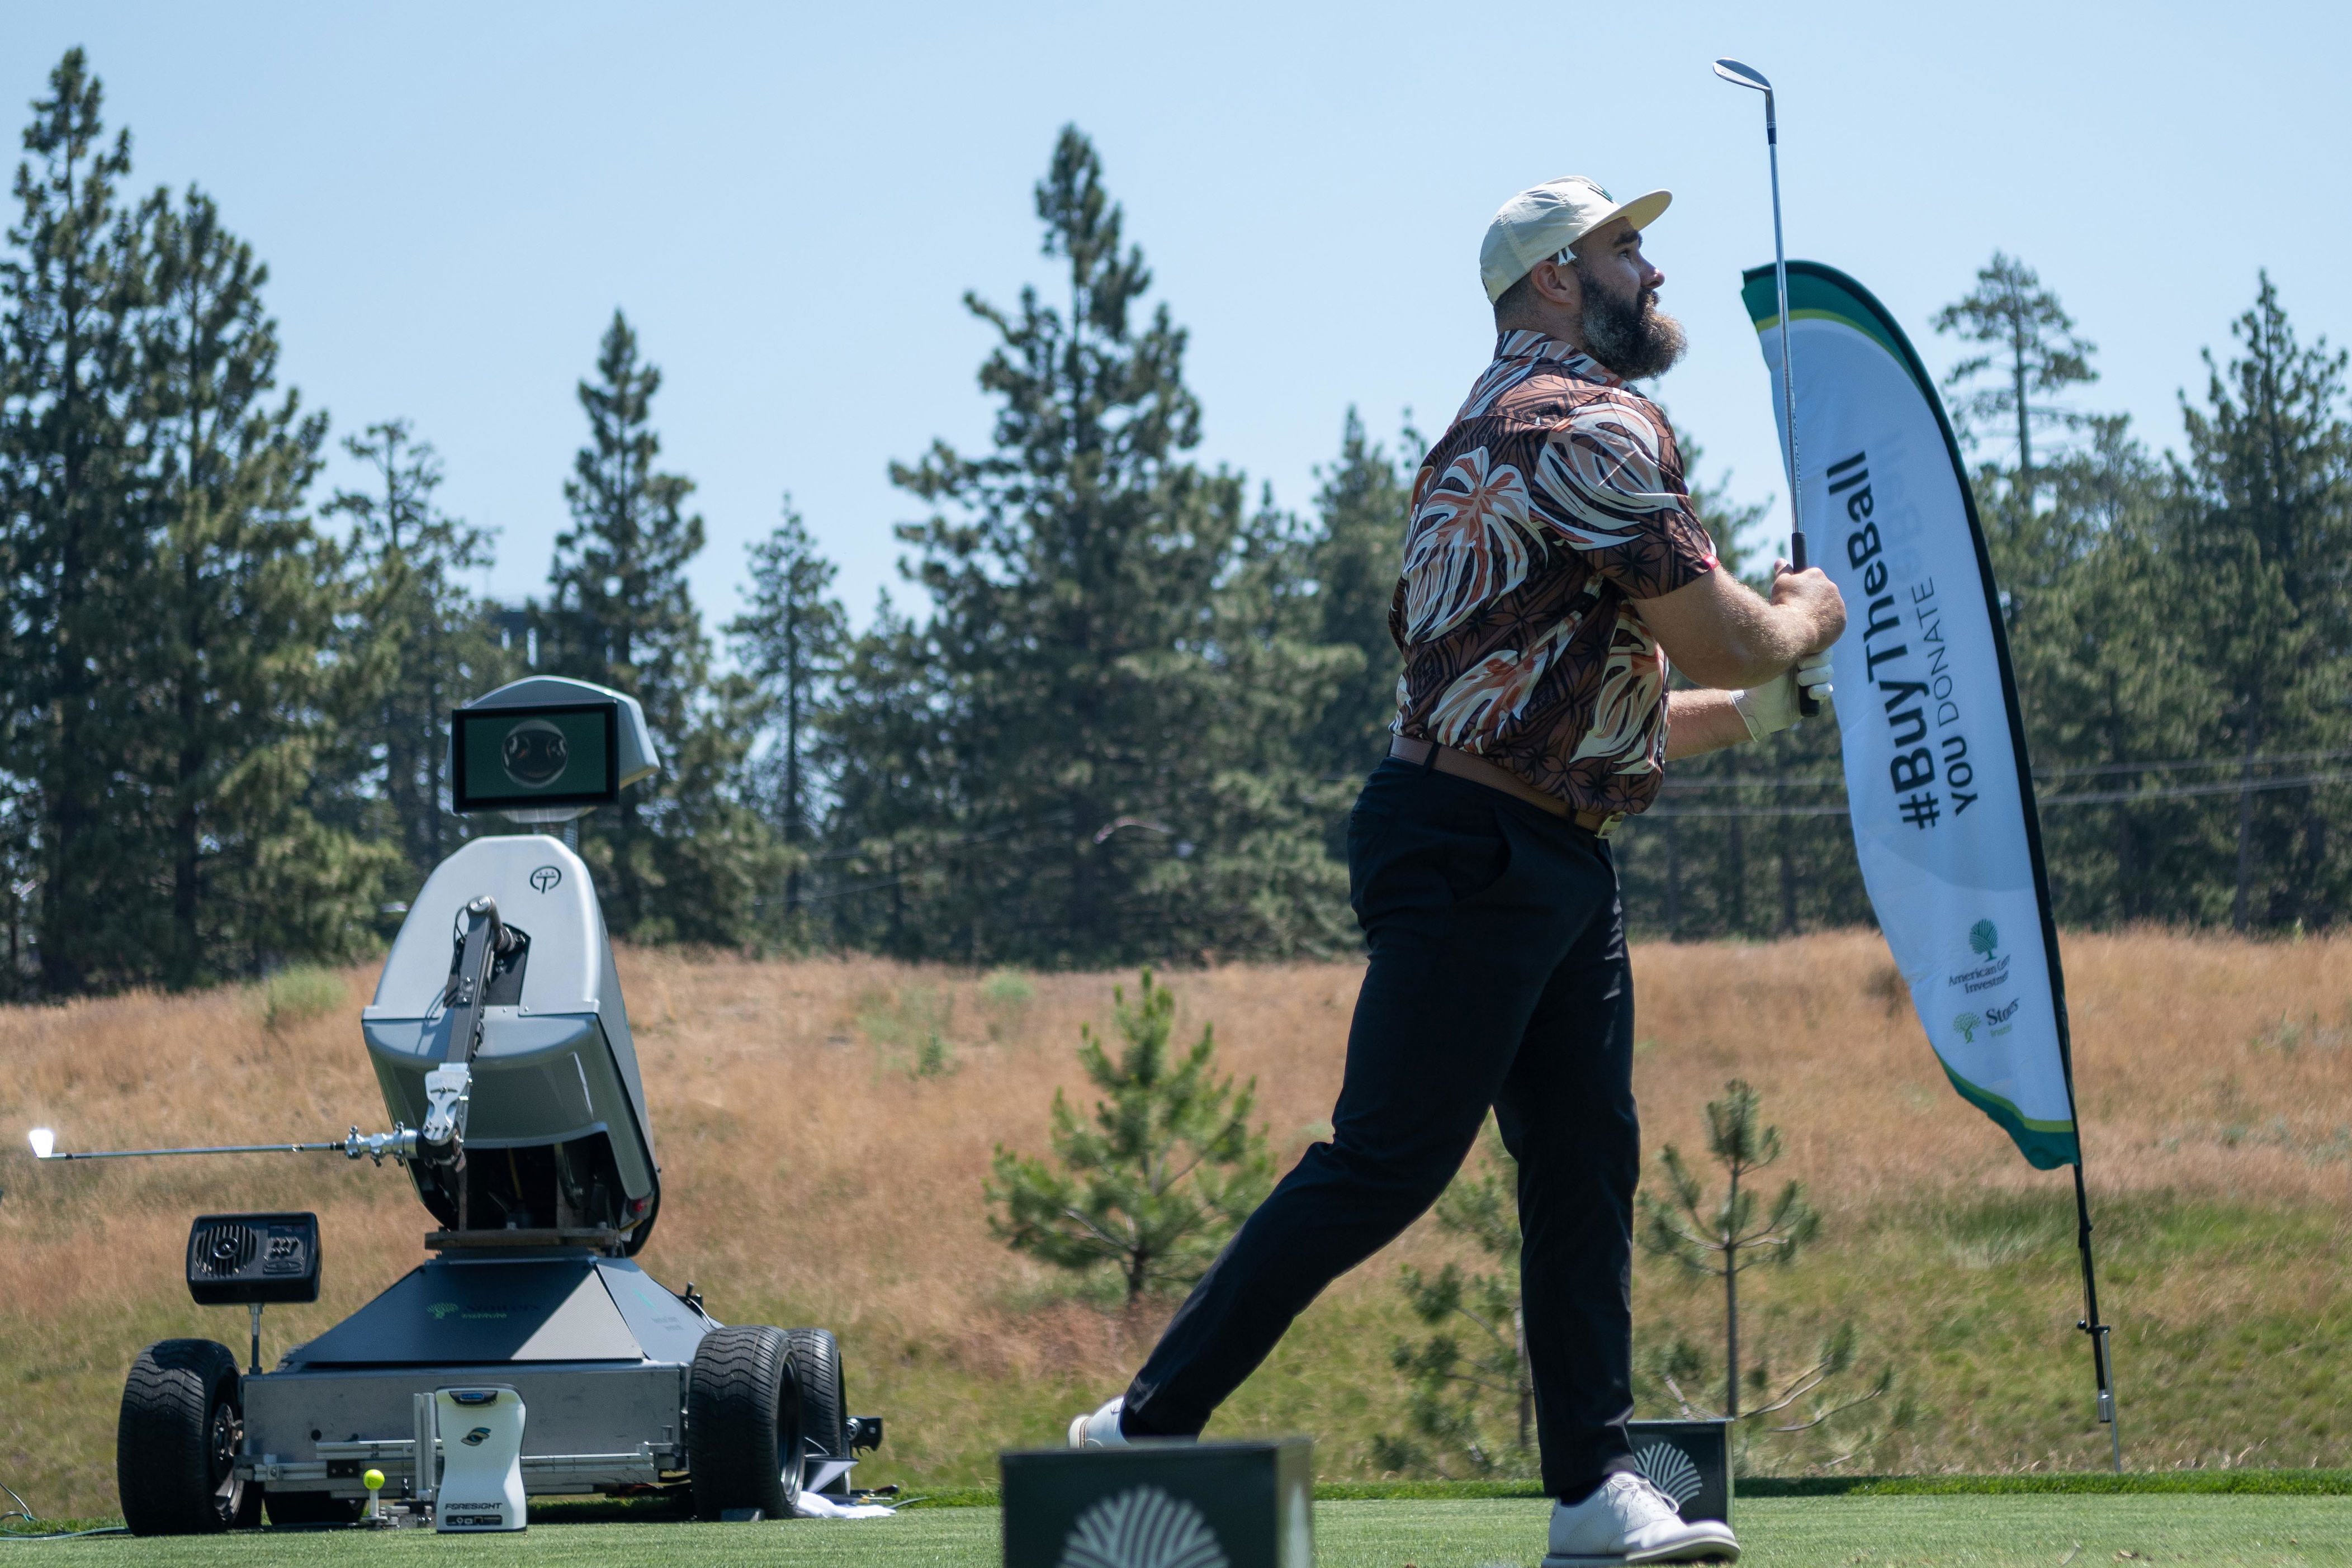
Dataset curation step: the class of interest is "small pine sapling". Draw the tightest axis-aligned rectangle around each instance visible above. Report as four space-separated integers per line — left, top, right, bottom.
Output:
986 971 1271 1303
1374 1122 1534 1477
1638 1080 1893 1456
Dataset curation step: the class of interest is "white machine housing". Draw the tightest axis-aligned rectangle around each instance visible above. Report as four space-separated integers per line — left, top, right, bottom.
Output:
363 835 660 1247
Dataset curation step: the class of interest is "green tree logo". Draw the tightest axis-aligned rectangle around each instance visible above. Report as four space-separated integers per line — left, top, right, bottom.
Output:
1953 1012 1982 1043
1968 920 1999 961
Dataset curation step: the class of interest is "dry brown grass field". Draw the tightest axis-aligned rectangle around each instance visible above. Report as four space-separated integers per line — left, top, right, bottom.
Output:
3 931 2348 1518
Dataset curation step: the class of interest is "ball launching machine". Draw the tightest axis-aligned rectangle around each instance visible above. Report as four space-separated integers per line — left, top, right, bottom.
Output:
34 679 879 1533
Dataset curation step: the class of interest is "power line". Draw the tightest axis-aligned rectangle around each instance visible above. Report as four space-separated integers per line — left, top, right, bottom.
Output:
2038 768 2352 807
1659 748 2352 793
2032 747 2352 780
1645 769 2352 820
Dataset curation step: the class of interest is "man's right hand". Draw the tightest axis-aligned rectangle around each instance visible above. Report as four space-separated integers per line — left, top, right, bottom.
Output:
1768 561 1847 654
1644 561 1848 691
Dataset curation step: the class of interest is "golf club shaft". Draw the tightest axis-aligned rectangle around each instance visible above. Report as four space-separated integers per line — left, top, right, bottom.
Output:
1762 87 1819 715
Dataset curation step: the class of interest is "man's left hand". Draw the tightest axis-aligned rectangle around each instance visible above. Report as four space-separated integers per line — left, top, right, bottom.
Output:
1731 652 1835 741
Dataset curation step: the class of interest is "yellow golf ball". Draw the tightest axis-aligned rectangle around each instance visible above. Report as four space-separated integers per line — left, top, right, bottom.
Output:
363 1468 385 1491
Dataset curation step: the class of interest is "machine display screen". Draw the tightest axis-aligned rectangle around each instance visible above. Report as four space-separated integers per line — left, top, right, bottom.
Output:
452 702 621 811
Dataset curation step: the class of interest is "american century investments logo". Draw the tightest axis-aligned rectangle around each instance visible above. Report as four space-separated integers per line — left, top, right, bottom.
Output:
1948 917 2014 996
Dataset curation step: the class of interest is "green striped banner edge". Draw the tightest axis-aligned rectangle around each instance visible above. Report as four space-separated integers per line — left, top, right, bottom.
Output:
1740 269 1927 398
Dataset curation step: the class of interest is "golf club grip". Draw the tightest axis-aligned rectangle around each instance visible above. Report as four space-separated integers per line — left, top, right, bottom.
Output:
1787 533 1821 716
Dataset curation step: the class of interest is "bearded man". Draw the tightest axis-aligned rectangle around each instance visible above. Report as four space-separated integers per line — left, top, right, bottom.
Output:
1067 177 1846 1567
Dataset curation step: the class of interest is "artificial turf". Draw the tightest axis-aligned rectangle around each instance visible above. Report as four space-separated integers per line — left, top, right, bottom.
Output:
8 1495 2350 1566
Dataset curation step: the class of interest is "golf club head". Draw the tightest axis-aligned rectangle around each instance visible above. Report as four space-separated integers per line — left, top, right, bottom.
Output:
28 1128 55 1159
1712 58 1772 93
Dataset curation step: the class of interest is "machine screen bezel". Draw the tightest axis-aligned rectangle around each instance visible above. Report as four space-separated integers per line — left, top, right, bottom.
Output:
451 700 623 811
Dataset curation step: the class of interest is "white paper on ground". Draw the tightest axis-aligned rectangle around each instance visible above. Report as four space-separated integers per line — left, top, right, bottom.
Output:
793 1490 896 1519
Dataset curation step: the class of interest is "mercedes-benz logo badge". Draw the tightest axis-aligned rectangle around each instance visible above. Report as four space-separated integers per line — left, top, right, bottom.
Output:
529 865 562 893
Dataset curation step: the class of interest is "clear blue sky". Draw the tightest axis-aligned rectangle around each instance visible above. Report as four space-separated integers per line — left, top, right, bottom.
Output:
17 2 2349 641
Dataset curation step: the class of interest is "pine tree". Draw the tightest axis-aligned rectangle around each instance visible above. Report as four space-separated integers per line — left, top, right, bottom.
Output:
2173 275 2352 929
1637 1081 1819 1420
1934 252 2099 498
2000 420 2213 925
878 125 1348 963
547 311 707 736
815 593 950 955
1303 409 1416 781
986 969 1272 1303
326 419 507 889
728 496 846 934
0 50 149 994
1147 489 1358 959
1634 1083 1890 1453
543 310 716 936
132 183 390 983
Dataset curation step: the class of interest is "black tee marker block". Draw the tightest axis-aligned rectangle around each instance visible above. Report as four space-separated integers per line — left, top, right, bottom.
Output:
1628 1419 1733 1524
1001 1439 1312 1568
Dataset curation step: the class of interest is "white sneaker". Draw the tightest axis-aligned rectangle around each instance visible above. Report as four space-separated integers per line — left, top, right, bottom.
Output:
1542 1472 1740 1565
1066 1396 1129 1449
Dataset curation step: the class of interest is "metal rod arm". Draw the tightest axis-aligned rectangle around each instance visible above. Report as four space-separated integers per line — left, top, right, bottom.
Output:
35 1140 351 1160
31 1124 418 1164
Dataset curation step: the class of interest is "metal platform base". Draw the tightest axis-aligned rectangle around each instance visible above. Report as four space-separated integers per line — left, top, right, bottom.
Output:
244 1361 687 1496
241 1250 710 1499
425 1227 629 1254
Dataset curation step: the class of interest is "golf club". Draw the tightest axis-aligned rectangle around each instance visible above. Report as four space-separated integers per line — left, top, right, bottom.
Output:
1714 56 1817 716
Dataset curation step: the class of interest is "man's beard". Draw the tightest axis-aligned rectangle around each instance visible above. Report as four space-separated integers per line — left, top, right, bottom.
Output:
1577 268 1687 381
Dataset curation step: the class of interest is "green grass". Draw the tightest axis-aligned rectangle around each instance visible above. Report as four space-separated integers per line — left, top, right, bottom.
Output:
7 1496 2351 1566
247 965 348 1031
898 1472 2352 1507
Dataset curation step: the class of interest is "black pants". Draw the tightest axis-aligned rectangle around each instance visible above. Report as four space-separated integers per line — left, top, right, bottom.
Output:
1121 758 1640 1500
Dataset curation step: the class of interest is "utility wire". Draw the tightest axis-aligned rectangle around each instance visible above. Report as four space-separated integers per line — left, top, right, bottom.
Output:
782 755 2349 850
2038 768 2352 807
1644 769 2352 819
1660 748 2352 793
2033 746 2352 780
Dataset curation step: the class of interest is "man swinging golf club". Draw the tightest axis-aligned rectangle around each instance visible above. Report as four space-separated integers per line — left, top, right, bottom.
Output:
1068 176 1845 1567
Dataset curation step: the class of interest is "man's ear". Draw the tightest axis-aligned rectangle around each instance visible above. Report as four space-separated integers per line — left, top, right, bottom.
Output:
1528 257 1581 313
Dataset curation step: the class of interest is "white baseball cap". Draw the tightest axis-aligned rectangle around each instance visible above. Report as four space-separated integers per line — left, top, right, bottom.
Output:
1480 176 1672 304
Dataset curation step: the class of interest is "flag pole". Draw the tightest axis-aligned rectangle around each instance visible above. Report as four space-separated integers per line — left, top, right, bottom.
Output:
2051 978 2121 1471
2039 799 2119 1471
2071 1159 2122 1471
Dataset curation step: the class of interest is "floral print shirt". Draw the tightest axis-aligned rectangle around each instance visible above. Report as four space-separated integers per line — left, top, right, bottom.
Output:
1389 331 1720 817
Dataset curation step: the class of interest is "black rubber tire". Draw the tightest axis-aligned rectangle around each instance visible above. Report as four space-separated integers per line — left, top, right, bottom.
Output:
687 1325 803 1520
117 1340 252 1536
264 1490 363 1526
785 1328 849 1470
